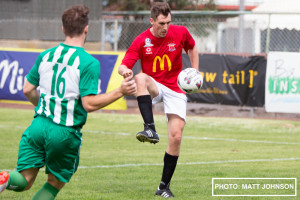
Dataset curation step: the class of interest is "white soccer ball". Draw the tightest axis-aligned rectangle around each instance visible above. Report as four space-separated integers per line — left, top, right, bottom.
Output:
177 68 203 94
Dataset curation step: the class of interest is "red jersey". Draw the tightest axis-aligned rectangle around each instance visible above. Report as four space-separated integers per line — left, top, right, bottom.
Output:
122 24 195 93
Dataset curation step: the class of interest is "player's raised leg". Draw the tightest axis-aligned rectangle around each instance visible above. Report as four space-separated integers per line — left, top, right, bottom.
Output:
0 169 34 193
135 73 160 144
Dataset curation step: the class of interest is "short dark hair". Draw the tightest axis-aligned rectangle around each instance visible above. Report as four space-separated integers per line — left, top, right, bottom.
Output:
150 2 171 20
62 5 89 37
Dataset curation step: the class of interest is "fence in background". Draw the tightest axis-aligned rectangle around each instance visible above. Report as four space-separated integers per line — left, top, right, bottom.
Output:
95 11 300 54
1 1 300 54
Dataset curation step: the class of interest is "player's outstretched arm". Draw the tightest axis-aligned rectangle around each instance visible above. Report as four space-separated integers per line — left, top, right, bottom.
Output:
81 77 136 112
118 64 133 79
188 45 199 70
23 79 39 106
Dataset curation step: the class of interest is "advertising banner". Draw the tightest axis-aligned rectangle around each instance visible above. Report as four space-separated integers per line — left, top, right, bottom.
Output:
265 52 300 113
183 54 267 107
0 48 127 110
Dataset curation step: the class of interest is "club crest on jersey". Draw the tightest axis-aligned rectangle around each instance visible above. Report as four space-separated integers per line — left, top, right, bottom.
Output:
144 38 153 54
168 43 176 52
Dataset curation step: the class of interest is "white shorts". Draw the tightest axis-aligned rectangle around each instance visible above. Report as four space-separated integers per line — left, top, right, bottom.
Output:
151 77 187 121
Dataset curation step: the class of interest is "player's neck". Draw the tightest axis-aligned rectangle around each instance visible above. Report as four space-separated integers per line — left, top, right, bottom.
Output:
64 35 85 48
150 27 160 38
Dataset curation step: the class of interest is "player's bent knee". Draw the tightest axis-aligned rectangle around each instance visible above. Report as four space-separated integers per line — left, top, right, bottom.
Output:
134 73 148 83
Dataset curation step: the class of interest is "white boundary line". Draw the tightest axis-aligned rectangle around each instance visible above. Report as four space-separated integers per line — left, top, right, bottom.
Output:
2 157 300 172
212 178 297 196
1 124 300 145
183 136 300 145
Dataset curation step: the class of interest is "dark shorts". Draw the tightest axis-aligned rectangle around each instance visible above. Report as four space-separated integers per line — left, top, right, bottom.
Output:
17 115 82 182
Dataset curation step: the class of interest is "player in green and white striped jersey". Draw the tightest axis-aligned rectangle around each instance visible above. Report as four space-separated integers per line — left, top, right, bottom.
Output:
0 5 136 200
27 42 99 128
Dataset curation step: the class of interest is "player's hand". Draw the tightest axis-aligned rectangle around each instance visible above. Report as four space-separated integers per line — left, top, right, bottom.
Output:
122 68 133 79
121 77 136 96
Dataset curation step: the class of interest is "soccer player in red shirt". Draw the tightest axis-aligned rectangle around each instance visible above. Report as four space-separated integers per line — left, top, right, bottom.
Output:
118 2 199 198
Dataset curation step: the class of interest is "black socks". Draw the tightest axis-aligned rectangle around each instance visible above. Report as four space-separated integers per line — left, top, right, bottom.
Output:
159 152 179 190
137 96 178 189
137 95 156 132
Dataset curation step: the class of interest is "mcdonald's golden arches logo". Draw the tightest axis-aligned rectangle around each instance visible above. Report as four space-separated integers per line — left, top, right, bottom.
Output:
153 54 172 72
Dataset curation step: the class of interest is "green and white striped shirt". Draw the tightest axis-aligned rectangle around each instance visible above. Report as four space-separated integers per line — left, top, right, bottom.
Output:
26 43 100 128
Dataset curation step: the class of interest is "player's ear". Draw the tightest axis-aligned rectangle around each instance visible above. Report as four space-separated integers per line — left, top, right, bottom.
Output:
84 25 88 34
62 26 65 34
150 18 154 26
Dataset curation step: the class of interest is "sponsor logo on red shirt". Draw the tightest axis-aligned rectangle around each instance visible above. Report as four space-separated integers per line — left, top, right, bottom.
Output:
153 55 171 72
145 47 153 54
144 38 154 55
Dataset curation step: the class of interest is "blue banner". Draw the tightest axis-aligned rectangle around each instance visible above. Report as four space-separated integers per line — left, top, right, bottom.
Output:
0 48 126 109
92 54 118 94
0 50 38 101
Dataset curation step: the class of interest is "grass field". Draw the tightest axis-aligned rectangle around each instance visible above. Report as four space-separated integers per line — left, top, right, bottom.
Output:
0 107 300 200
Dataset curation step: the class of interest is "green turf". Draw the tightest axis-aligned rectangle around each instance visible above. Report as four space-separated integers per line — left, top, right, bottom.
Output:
0 107 299 200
